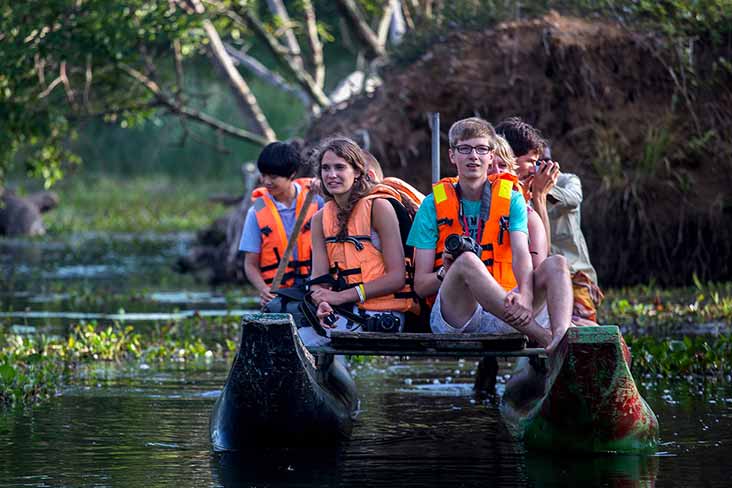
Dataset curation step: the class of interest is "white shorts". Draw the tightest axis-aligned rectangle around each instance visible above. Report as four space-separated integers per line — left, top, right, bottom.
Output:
430 288 550 334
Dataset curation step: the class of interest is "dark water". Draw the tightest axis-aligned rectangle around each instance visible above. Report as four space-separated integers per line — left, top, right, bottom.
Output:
3 235 732 486
1 357 731 487
0 234 256 332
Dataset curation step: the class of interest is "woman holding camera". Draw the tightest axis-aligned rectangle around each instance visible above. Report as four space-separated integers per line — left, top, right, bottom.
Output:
306 138 417 337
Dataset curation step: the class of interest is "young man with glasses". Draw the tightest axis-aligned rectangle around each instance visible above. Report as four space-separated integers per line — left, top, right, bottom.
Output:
406 117 573 352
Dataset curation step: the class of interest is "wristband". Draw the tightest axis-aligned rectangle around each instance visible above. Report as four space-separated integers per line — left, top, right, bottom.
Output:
436 266 446 282
356 284 366 303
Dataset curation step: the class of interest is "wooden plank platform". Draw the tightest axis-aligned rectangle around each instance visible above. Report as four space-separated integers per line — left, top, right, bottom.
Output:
307 331 547 357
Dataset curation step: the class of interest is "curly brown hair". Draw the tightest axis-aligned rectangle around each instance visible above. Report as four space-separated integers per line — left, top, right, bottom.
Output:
495 117 547 158
315 137 374 239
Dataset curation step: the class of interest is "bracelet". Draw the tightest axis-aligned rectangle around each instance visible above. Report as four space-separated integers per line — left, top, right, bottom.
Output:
356 284 366 303
436 266 446 282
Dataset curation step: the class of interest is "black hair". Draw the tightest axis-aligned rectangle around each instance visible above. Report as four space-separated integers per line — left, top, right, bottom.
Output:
256 141 302 178
495 117 546 158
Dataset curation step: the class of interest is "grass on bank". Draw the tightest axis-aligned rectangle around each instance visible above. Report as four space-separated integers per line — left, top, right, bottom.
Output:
43 174 243 234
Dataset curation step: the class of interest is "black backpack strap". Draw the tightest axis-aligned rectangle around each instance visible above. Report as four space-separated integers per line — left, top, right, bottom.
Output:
299 293 328 337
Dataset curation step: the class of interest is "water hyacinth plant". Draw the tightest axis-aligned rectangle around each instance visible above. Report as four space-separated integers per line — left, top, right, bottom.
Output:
0 315 240 409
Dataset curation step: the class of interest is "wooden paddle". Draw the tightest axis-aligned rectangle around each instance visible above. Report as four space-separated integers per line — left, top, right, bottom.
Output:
269 187 316 293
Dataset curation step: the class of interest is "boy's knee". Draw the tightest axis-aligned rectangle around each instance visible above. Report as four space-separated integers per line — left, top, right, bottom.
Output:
545 255 568 274
535 255 569 287
452 251 483 274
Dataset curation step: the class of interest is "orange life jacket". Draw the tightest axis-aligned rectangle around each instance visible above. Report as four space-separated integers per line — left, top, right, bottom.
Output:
321 184 420 314
381 177 424 217
251 178 318 287
432 173 520 292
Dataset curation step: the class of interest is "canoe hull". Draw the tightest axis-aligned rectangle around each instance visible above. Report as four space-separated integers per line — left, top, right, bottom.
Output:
210 313 357 451
502 326 658 454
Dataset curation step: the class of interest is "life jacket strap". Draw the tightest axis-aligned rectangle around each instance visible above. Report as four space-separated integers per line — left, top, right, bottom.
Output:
324 235 372 251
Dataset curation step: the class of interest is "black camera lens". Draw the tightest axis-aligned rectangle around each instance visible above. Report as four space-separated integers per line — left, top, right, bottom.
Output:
323 313 337 326
445 233 480 257
379 314 398 332
445 234 464 254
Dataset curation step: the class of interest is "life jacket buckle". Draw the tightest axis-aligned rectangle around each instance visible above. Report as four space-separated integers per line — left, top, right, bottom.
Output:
498 216 510 245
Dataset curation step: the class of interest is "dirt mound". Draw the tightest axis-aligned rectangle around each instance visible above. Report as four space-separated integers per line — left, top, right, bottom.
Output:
306 12 732 286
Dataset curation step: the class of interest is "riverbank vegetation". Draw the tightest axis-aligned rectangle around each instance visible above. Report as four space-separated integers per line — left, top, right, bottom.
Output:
2 280 731 409
42 175 241 234
0 315 240 408
602 280 732 333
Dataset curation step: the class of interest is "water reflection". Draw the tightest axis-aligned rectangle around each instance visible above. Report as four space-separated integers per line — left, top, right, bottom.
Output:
524 452 659 487
1 359 732 487
213 449 342 487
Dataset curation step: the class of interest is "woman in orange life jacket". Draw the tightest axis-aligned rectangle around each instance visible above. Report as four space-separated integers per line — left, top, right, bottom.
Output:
307 137 411 334
239 141 322 308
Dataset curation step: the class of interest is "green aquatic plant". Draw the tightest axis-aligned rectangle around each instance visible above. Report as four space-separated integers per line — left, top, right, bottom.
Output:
626 334 732 377
601 281 732 333
67 324 143 361
0 315 241 409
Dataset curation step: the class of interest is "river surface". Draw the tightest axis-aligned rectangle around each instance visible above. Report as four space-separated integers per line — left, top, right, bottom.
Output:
2 235 732 487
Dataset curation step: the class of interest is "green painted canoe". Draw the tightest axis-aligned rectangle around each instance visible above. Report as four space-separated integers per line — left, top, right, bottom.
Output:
502 325 659 454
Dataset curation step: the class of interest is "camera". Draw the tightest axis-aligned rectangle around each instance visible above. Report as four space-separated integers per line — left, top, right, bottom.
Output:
323 312 338 326
536 147 552 173
363 313 401 333
444 233 482 258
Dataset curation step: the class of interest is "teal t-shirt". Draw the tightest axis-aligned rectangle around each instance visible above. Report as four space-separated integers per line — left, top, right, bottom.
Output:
406 189 528 250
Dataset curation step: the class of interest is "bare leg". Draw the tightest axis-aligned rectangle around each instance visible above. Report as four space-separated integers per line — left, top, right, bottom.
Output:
442 253 551 346
533 255 573 352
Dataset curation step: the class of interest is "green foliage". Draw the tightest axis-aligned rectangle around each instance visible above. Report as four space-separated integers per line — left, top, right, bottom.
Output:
0 315 241 409
0 0 200 189
44 175 238 233
626 334 732 377
602 281 732 332
0 345 66 408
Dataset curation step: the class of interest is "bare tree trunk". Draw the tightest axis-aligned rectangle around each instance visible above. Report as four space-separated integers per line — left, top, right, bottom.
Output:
377 1 396 48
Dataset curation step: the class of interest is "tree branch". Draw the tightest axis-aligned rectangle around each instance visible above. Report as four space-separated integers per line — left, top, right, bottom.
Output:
188 0 276 142
239 8 330 107
377 1 395 48
301 0 325 89
83 54 92 111
120 64 270 146
173 39 185 105
59 61 78 111
38 76 63 99
334 0 386 59
265 0 305 71
224 43 313 109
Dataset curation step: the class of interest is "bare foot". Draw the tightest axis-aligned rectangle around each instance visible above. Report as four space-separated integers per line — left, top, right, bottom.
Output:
545 325 571 354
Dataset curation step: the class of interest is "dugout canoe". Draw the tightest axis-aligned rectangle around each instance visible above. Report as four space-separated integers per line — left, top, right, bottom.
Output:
501 325 659 454
209 313 358 451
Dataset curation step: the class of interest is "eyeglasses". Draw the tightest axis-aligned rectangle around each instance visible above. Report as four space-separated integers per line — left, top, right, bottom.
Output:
452 144 493 155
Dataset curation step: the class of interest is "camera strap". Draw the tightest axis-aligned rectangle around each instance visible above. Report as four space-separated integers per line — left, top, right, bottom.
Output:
455 183 486 244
